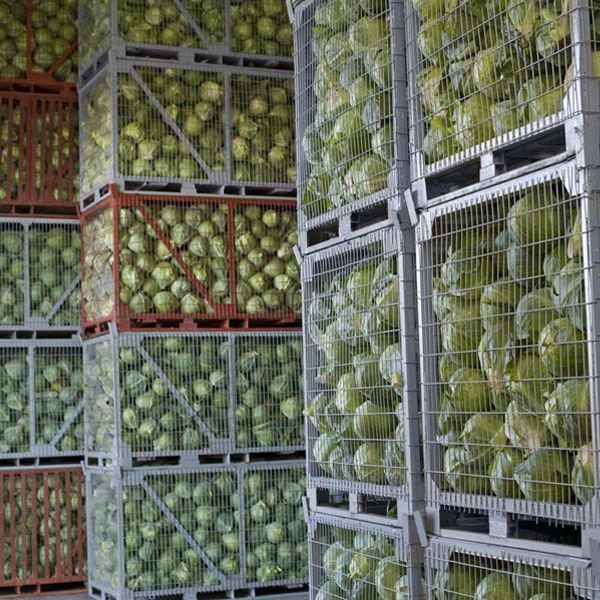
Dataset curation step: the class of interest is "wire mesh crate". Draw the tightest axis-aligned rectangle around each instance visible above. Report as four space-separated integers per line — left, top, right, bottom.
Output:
0 0 78 85
308 510 424 600
416 161 600 530
0 218 80 332
426 537 600 599
84 329 304 466
0 465 86 596
0 83 79 215
0 338 83 461
406 0 600 205
303 226 422 512
78 0 293 85
80 188 300 336
86 460 306 600
79 59 296 209
294 0 409 247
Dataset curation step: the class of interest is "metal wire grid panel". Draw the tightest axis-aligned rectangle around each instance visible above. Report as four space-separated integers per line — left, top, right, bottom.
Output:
303 226 420 504
0 218 80 331
426 537 600 599
79 60 296 209
78 0 293 83
0 85 79 212
406 0 600 185
84 330 305 464
80 191 301 329
416 162 600 526
0 340 84 460
242 463 307 587
0 0 78 84
0 466 86 591
308 511 423 600
86 460 306 599
233 333 304 453
294 0 408 233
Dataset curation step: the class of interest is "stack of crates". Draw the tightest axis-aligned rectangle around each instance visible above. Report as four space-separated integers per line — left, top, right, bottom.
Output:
292 0 426 598
76 3 309 600
0 0 87 596
294 0 600 598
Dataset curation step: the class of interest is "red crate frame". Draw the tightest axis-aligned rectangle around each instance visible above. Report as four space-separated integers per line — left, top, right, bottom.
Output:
0 466 86 597
81 185 301 337
0 1 77 88
0 82 78 216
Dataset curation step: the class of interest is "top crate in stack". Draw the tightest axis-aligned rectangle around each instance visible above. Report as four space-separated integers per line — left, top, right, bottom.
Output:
407 0 600 206
78 0 294 85
0 0 78 85
294 0 409 251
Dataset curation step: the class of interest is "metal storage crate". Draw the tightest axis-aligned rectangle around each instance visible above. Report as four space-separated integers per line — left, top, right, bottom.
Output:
416 161 600 532
308 510 424 600
303 226 422 516
0 0 78 85
406 0 600 206
78 0 293 85
294 0 409 248
0 218 80 332
86 460 306 600
0 465 86 596
0 338 83 461
79 59 296 209
80 188 300 336
426 537 599 599
84 329 304 466
0 83 79 216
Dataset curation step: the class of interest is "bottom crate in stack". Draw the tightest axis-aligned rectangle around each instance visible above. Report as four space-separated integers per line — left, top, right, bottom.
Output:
308 511 424 600
426 537 600 599
0 465 87 597
86 460 308 600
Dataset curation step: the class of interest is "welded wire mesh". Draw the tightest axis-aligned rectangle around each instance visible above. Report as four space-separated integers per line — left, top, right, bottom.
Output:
0 347 29 454
234 334 304 451
309 518 409 600
34 346 84 454
296 0 395 222
1 468 86 587
407 1 600 171
304 229 406 491
243 466 307 585
419 171 596 512
88 467 239 596
425 543 598 599
84 333 231 460
0 223 25 326
29 223 80 327
231 75 296 186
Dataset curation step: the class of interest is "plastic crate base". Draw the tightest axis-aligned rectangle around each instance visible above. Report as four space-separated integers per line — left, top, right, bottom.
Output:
0 455 85 468
81 316 302 340
0 581 88 599
0 201 78 218
413 121 572 208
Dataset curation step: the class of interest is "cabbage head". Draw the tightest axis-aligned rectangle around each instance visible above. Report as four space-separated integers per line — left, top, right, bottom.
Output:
544 379 591 449
474 573 515 600
490 447 525 498
449 367 492 413
375 556 406 600
504 399 554 453
513 449 572 503
444 445 493 495
514 288 560 343
507 353 553 412
433 561 481 600
538 317 586 377
479 277 523 332
511 563 571 599
572 443 594 505
354 442 386 483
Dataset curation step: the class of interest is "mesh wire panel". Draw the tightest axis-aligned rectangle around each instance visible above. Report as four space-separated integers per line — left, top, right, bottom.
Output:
425 542 599 599
419 169 597 516
2 468 86 586
29 223 80 328
296 0 395 223
309 518 409 600
88 467 239 596
243 465 307 586
84 333 232 460
0 222 25 326
234 334 304 451
233 202 300 317
304 229 406 492
34 345 84 454
231 74 296 186
407 1 600 171
0 346 29 455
